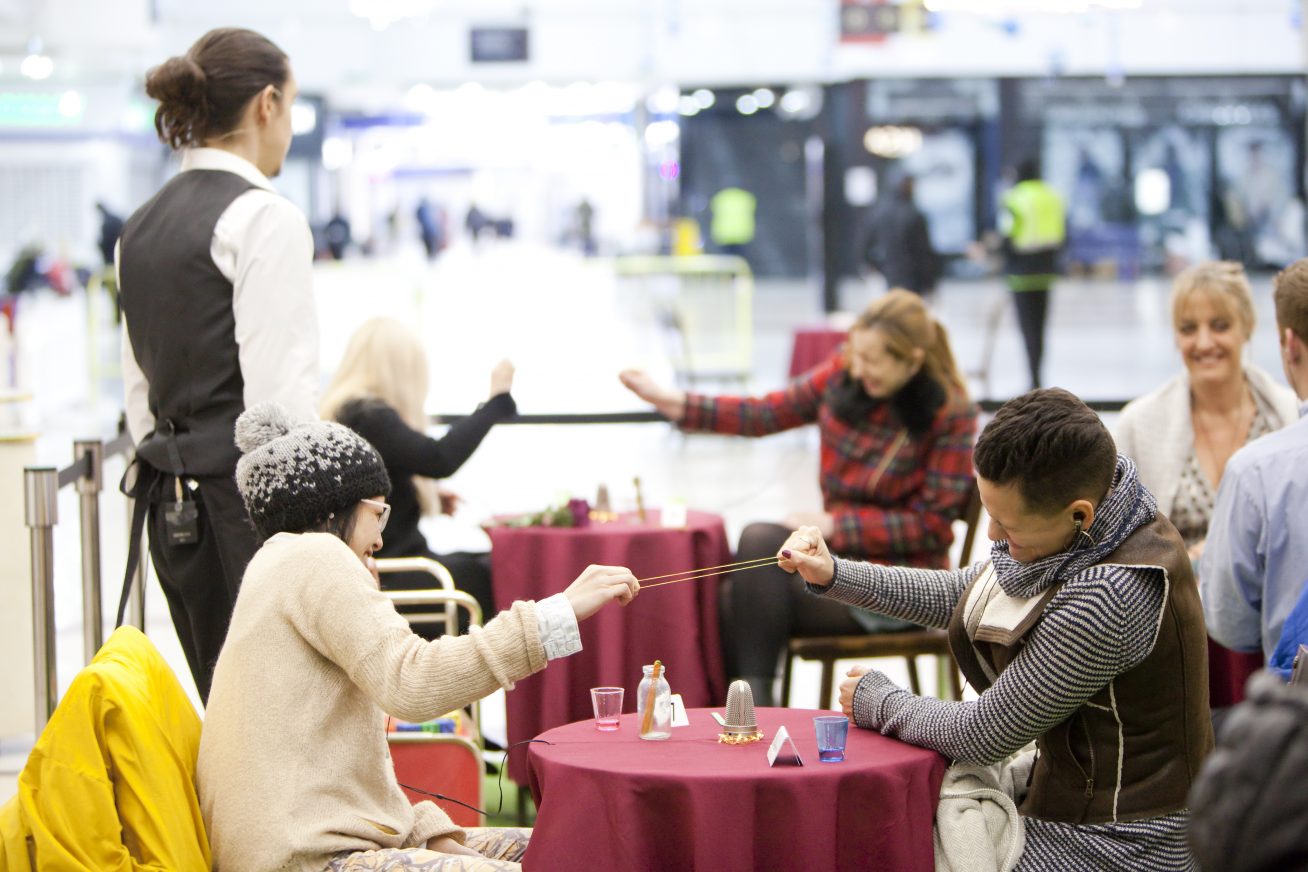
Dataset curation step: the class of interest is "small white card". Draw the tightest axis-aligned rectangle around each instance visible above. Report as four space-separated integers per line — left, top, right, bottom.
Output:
660 499 688 529
766 725 804 767
669 693 690 727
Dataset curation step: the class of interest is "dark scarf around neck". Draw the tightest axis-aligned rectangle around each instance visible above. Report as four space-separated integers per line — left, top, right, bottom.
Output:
831 367 946 436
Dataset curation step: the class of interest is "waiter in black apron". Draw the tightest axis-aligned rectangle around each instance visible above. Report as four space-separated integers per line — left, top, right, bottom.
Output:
117 28 318 701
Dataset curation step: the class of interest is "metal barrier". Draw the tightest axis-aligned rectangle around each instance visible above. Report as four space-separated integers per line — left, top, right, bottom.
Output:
21 395 1135 735
23 430 135 732
431 399 1131 425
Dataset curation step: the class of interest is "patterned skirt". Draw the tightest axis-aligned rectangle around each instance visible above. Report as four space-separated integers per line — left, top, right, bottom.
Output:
327 828 531 871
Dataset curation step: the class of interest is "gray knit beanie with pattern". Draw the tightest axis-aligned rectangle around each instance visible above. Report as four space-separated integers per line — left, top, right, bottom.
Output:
234 403 391 540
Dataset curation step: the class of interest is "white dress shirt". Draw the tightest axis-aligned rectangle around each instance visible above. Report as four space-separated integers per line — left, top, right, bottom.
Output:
119 148 319 444
1201 404 1308 660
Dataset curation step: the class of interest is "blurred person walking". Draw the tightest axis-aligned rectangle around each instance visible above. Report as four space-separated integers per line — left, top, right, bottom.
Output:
95 202 126 318
863 174 940 297
117 28 318 702
1001 159 1065 390
94 202 124 271
415 197 443 259
709 185 757 259
325 211 352 260
575 198 596 256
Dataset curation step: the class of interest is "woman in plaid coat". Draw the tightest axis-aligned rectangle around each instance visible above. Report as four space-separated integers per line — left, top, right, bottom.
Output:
620 290 977 705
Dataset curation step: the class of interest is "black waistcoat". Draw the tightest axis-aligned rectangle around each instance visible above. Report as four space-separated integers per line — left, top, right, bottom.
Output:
119 170 256 477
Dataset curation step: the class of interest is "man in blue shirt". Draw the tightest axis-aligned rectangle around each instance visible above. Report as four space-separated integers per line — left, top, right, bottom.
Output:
1202 258 1308 660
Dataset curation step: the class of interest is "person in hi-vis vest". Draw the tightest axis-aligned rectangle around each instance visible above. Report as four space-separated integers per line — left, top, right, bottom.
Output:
1001 159 1066 390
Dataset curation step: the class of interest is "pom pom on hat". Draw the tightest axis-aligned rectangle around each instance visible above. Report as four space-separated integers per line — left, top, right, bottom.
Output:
234 402 294 454
234 403 391 540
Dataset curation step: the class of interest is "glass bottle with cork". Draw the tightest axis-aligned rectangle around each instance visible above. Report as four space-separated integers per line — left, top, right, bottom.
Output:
637 659 672 740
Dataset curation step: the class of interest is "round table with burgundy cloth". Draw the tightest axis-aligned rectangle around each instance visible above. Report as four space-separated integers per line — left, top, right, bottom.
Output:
524 706 946 871
488 510 730 784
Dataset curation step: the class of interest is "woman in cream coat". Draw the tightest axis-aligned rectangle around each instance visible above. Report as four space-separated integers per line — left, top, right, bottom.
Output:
1114 262 1297 561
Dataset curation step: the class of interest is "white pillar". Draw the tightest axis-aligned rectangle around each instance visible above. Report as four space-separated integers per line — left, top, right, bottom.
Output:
0 434 37 740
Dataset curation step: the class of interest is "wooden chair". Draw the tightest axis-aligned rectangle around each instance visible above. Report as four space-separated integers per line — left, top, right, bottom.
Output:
780 483 983 708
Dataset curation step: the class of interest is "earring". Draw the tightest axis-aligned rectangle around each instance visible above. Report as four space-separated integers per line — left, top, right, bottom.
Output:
1071 516 1095 550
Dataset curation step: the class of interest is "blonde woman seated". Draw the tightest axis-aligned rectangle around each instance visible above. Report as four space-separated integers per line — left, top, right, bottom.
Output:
1114 262 1297 562
322 318 515 633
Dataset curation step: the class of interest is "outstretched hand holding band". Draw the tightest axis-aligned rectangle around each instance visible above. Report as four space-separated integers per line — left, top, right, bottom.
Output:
777 525 836 587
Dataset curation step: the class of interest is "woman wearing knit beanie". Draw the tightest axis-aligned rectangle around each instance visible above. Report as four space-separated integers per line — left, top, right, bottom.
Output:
197 403 639 872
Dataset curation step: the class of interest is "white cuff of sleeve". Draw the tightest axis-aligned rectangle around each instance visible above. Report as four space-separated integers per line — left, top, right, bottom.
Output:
536 593 582 660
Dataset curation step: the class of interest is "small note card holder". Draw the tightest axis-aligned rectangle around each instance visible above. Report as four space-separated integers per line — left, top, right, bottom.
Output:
670 693 690 727
661 499 688 529
767 725 804 767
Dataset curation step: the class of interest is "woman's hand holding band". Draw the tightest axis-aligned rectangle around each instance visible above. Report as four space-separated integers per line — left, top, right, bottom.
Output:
777 525 835 587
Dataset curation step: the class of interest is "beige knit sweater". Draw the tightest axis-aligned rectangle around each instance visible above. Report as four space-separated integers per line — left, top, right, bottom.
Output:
197 532 546 872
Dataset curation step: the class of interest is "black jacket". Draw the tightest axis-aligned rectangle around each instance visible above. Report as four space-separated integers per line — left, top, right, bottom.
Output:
1188 672 1308 872
863 196 940 295
335 394 516 560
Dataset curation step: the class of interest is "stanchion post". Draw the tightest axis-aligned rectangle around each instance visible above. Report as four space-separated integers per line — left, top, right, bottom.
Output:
74 439 104 663
24 466 58 730
125 496 146 630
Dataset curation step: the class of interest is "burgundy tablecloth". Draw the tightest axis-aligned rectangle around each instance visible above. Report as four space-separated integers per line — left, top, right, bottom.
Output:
789 327 846 377
488 510 730 783
526 707 946 872
1207 636 1264 708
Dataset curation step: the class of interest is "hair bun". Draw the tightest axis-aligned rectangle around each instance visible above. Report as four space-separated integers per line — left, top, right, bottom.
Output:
145 54 207 103
235 403 295 454
144 55 210 148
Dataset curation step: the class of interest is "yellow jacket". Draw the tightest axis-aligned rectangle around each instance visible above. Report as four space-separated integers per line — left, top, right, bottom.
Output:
0 627 210 871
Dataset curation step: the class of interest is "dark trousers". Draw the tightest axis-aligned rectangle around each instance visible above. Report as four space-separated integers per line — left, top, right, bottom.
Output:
383 551 494 639
1011 287 1050 390
146 473 258 703
719 523 868 707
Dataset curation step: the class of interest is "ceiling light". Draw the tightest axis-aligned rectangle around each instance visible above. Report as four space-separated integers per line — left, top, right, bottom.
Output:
20 54 53 81
646 86 680 115
863 125 923 158
57 90 83 118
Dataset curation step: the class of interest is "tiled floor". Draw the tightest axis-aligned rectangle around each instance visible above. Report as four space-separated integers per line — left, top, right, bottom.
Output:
0 241 1293 803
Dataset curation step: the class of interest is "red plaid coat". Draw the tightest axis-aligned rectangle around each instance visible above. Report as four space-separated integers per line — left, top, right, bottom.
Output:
681 354 977 568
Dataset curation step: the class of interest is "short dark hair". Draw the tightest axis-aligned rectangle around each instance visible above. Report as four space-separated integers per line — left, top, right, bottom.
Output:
1274 258 1308 342
974 388 1117 514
